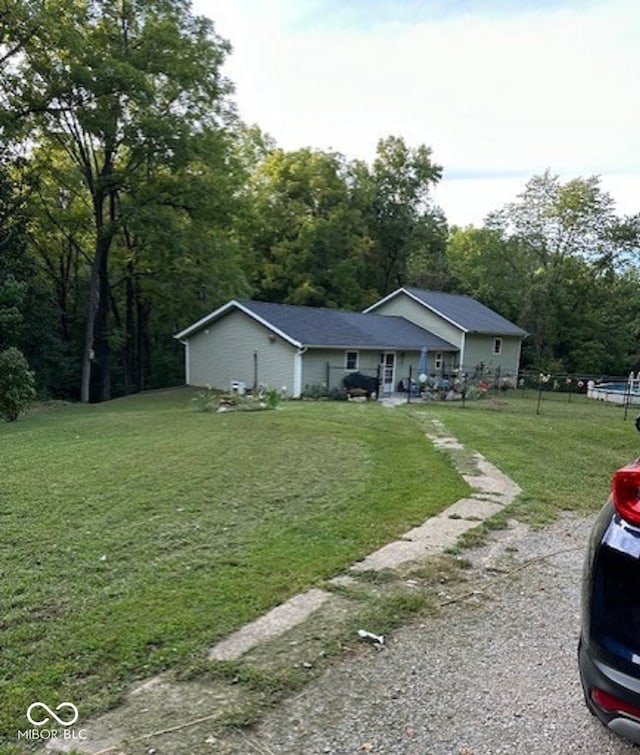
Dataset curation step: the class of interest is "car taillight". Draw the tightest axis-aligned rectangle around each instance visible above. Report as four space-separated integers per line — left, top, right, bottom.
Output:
612 462 640 526
592 688 640 720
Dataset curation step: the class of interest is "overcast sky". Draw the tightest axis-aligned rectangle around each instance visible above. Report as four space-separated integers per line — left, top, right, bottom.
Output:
193 0 639 227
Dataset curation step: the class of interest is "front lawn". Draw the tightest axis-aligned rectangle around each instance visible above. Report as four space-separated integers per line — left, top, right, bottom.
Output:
414 391 640 524
0 389 468 742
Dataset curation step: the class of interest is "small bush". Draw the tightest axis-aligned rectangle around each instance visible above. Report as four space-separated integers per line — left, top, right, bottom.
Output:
0 347 36 421
192 385 218 412
464 385 487 401
302 384 329 400
257 386 282 410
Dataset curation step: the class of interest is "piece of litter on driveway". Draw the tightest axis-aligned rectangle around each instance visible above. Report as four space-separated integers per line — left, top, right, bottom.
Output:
357 629 385 645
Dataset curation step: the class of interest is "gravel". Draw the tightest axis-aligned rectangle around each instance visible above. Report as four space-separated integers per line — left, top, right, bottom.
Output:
240 514 640 755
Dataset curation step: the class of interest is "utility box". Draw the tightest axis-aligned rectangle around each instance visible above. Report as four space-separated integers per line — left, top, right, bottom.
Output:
230 381 246 395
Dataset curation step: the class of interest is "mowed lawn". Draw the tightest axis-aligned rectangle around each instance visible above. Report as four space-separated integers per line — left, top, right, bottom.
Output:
0 389 469 740
414 390 640 524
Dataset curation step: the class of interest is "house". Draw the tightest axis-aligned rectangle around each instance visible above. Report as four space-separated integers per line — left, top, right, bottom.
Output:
364 287 527 380
174 289 526 398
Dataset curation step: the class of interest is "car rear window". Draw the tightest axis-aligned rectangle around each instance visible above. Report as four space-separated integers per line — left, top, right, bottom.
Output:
592 546 640 667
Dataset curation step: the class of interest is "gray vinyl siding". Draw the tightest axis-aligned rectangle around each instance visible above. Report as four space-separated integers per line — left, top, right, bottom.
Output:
186 309 297 393
301 348 384 392
463 335 522 378
300 348 454 392
370 294 462 348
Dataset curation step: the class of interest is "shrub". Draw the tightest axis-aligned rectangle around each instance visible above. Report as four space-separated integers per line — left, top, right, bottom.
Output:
257 386 282 410
192 385 218 412
0 347 36 421
301 384 329 399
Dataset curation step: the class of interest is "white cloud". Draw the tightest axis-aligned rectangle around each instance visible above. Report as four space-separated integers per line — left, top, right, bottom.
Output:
195 0 640 225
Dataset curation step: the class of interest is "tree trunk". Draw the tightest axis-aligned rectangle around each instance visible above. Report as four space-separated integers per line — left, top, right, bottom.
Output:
80 189 114 403
137 293 149 392
95 242 111 401
80 248 101 403
123 264 135 394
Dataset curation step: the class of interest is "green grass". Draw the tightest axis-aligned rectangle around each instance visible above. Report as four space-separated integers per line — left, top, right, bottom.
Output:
408 391 640 526
0 389 468 743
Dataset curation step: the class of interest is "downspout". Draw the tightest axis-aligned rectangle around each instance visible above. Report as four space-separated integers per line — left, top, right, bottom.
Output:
179 339 190 385
293 347 307 398
515 337 523 379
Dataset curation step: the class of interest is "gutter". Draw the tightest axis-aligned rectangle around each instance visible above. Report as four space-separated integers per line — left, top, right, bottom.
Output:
293 346 308 398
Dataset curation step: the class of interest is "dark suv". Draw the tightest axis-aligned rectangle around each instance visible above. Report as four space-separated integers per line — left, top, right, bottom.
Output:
579 452 640 744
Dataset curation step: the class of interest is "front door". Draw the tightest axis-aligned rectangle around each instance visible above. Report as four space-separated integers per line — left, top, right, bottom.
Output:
382 352 395 395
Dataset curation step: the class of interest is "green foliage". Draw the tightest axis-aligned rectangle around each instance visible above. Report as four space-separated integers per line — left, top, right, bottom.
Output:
301 384 330 399
192 385 219 412
0 0 242 402
256 385 283 410
362 135 446 294
451 171 640 374
0 347 36 421
447 226 527 324
0 273 26 349
241 135 447 309
244 147 373 309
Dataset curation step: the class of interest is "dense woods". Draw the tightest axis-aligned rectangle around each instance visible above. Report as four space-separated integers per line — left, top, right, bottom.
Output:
1 0 639 402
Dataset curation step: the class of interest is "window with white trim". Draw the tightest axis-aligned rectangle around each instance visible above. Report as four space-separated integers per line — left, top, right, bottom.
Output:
345 350 359 370
434 352 443 370
493 338 503 355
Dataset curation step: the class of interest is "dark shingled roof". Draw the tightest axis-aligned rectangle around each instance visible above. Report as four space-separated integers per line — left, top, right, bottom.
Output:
402 288 527 336
239 300 456 350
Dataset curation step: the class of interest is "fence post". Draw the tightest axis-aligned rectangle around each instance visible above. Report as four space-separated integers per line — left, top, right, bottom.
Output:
536 373 544 415
624 379 632 421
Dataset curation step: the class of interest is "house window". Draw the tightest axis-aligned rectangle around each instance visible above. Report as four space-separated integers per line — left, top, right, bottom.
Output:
493 338 503 355
345 350 359 371
434 352 443 370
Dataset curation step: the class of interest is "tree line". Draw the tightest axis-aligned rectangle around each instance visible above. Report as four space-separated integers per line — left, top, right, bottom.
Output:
1 0 639 404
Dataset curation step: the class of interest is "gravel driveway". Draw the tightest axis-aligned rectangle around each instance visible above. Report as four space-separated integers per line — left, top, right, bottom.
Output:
236 514 640 755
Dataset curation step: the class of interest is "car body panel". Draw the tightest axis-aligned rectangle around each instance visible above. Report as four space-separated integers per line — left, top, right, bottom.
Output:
579 498 640 744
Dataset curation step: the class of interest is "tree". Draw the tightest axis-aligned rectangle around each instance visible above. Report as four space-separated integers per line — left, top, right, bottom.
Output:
360 135 445 294
486 170 618 267
447 226 529 324
0 347 36 421
484 170 626 370
245 147 373 309
0 154 30 352
0 0 237 401
115 127 250 392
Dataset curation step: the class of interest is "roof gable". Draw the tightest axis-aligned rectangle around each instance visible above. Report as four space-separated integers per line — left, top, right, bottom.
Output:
366 287 527 337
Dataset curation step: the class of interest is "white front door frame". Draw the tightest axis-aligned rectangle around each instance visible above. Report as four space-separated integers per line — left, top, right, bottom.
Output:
382 352 395 395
